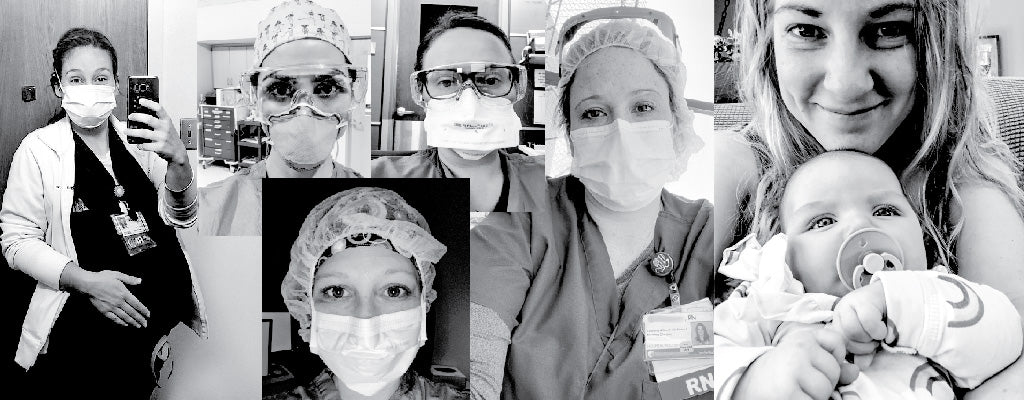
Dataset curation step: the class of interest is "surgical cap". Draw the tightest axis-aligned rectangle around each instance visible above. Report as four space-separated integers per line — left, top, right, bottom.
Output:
282 187 447 342
255 0 353 67
558 19 702 178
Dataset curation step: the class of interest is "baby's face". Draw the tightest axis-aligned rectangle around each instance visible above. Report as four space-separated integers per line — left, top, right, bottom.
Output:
780 152 928 297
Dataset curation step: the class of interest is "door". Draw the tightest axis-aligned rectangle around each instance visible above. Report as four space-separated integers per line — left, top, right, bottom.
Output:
0 0 148 380
0 0 148 198
373 0 499 151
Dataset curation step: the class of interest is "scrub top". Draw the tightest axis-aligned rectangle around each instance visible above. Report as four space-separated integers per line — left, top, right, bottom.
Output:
198 160 361 236
264 368 468 400
471 176 715 400
370 148 545 212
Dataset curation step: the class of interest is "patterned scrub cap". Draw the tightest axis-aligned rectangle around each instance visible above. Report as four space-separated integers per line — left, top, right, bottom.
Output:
559 19 702 179
255 0 353 67
282 187 447 342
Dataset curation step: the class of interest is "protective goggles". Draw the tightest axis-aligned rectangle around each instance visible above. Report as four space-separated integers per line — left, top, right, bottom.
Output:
242 64 367 117
410 62 527 106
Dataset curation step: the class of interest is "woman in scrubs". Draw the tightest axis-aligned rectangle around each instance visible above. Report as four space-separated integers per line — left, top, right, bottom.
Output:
371 12 546 212
269 187 466 400
1 28 205 398
715 0 1023 396
470 19 712 399
199 0 367 236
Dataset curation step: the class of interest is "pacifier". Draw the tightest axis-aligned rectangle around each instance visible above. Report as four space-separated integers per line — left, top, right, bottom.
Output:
835 228 904 291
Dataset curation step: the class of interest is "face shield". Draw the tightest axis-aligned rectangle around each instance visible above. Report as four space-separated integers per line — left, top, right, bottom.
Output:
410 62 527 107
243 64 367 124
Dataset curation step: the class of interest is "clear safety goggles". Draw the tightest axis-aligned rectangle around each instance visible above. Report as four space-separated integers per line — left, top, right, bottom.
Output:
242 64 367 117
410 62 526 106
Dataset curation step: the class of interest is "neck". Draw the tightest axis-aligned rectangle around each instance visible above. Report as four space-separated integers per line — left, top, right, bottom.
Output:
436 147 501 176
71 120 110 155
584 190 661 231
334 375 400 400
265 152 333 178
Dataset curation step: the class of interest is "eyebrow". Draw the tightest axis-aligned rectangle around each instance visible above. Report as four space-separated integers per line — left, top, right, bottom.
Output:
869 3 915 19
774 2 915 19
63 68 112 75
573 89 661 111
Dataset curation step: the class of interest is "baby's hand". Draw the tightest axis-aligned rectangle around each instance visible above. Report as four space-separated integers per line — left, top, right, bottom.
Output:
735 327 859 400
833 282 888 355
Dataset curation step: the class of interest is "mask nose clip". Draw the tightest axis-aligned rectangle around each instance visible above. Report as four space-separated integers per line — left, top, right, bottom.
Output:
836 228 904 291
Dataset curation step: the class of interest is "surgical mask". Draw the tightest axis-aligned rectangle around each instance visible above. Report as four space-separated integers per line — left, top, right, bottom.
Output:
570 119 676 212
261 103 347 169
60 83 117 129
309 304 427 396
423 89 522 156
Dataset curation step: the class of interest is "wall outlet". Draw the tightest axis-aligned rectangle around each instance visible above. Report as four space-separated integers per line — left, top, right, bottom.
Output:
21 86 36 102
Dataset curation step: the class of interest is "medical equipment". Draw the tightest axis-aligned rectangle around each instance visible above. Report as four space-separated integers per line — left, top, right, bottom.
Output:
410 62 527 106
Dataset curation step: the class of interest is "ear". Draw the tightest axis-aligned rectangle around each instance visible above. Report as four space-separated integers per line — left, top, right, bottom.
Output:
50 72 63 98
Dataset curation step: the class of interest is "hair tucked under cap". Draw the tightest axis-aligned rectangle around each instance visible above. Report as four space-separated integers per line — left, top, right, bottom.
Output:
557 19 702 179
282 187 447 342
254 0 353 67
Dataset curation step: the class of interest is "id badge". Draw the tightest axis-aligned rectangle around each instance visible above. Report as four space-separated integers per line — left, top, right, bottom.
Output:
111 203 157 256
643 298 714 399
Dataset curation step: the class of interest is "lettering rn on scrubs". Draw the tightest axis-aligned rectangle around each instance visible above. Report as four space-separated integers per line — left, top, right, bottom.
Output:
198 0 368 236
469 19 712 400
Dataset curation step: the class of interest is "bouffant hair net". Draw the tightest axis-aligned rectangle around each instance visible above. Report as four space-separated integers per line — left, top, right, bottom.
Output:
557 19 702 178
282 187 447 342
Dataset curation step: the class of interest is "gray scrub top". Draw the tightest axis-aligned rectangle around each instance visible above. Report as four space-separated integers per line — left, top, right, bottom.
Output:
471 175 715 399
198 160 362 236
370 148 545 212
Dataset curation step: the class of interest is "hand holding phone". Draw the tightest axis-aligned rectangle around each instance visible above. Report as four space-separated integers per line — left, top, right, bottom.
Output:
128 76 158 144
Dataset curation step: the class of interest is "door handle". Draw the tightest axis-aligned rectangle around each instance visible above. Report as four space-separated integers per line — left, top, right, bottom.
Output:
396 106 416 117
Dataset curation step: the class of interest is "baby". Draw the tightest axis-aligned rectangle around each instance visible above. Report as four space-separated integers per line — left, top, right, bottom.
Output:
713 151 1022 400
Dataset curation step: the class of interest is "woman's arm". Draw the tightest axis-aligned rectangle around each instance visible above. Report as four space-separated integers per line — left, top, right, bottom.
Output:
951 184 1024 399
468 212 537 399
0 141 73 289
713 131 759 267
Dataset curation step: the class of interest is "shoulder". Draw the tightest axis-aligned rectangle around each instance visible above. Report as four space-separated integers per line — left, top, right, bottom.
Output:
413 374 469 400
715 130 760 181
331 162 363 178
660 192 714 230
370 151 436 178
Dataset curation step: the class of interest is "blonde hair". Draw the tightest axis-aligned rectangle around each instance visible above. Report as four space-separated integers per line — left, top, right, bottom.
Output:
738 0 1024 267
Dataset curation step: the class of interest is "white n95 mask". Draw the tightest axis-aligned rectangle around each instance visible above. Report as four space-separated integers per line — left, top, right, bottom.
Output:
423 89 522 157
570 119 676 212
61 84 117 129
309 304 427 396
262 102 347 169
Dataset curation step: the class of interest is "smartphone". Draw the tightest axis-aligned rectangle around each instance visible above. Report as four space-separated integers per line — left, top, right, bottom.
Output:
128 76 159 144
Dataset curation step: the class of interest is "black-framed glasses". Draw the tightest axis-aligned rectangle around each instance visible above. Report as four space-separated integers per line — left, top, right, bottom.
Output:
411 62 526 101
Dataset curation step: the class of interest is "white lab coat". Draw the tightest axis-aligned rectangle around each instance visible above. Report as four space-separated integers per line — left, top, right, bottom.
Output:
0 116 208 369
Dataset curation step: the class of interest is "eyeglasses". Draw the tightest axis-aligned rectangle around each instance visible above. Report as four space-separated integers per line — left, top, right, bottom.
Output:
411 62 526 103
241 64 367 115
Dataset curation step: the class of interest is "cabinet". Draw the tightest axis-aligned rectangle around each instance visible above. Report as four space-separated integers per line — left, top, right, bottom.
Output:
198 105 248 169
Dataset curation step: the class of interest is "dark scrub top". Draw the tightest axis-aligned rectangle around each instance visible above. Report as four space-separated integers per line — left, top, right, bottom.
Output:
471 176 715 400
264 368 468 400
371 148 545 212
198 160 362 236
26 128 193 398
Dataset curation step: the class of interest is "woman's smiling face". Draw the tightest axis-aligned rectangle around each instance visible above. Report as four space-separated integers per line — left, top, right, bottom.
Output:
772 0 917 153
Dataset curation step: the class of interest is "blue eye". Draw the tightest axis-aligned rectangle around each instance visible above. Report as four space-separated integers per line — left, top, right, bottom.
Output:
634 103 654 113
873 205 902 217
808 216 836 230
